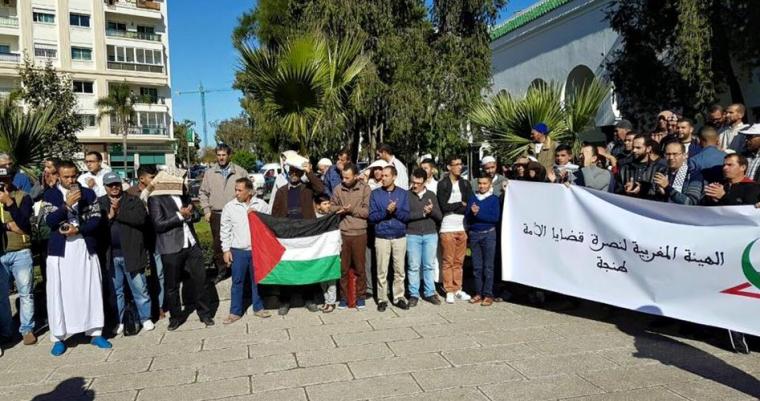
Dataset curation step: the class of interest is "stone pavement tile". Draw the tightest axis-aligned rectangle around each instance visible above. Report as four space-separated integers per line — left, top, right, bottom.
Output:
2 343 112 367
367 314 448 330
509 352 619 378
247 314 324 331
201 328 289 350
305 373 421 401
578 365 699 392
722 354 760 374
107 340 203 362
221 387 308 401
436 307 519 323
90 390 139 401
348 352 451 379
159 323 247 344
479 374 605 401
0 378 93 401
108 330 164 347
386 335 481 356
319 308 394 324
288 320 374 339
666 378 760 401
595 348 664 368
197 353 297 382
441 343 534 366
151 346 248 371
0 367 55 388
90 367 196 394
376 387 490 401
136 376 250 401
412 320 503 338
547 321 622 337
247 335 335 358
524 333 636 356
564 387 688 401
251 364 352 392
296 342 393 367
332 327 419 347
412 363 523 391
48 358 153 381
473 327 562 347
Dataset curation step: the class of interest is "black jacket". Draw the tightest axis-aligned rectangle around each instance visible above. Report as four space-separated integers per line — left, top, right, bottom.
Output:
703 179 760 206
407 190 442 235
437 175 473 216
97 193 148 273
148 194 201 256
615 159 668 200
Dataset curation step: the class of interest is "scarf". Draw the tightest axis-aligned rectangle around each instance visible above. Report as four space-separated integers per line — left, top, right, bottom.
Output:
671 164 689 193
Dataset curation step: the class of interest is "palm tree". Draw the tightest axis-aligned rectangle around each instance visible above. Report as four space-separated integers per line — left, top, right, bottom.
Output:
470 78 610 161
96 81 137 178
0 97 57 174
236 32 370 155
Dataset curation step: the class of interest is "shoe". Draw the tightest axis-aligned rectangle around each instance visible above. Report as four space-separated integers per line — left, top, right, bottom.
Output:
22 331 37 345
481 297 494 307
50 342 67 356
423 295 441 305
729 330 750 354
408 297 419 307
305 301 319 313
200 316 215 327
142 320 155 331
167 318 182 331
90 336 112 349
446 292 455 304
223 314 242 325
455 290 471 301
212 267 228 284
113 324 124 336
377 301 388 312
254 310 272 318
337 299 348 310
356 298 366 310
278 304 290 316
321 304 335 314
469 295 483 304
394 299 409 310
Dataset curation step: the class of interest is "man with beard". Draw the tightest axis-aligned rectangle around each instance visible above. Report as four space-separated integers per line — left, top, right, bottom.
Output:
741 124 760 182
608 119 633 159
653 142 704 205
663 118 702 157
719 104 747 152
616 134 667 200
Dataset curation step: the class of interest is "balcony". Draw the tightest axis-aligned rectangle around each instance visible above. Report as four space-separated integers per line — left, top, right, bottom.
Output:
0 53 20 63
104 0 162 19
107 61 164 73
0 16 18 28
112 125 168 136
136 0 160 11
106 29 161 42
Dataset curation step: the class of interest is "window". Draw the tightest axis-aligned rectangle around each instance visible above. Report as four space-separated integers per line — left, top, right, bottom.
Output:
79 114 96 127
33 12 55 24
70 13 90 27
0 45 9 54
72 81 94 94
106 45 164 73
140 87 158 103
107 21 126 32
34 45 57 59
136 25 155 34
71 47 92 61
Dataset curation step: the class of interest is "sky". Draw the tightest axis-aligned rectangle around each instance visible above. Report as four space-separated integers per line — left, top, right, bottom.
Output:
169 0 539 148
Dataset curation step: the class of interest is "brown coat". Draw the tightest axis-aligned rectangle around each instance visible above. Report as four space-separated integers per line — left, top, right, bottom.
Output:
329 181 370 236
271 172 325 219
522 136 557 173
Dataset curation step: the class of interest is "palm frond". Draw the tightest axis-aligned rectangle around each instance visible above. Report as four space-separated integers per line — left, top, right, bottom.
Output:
0 98 57 171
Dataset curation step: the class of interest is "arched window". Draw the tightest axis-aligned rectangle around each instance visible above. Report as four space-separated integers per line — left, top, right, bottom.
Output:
565 65 595 97
528 78 548 91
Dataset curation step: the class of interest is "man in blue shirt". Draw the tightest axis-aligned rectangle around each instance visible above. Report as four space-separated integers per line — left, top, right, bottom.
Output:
690 126 726 184
324 149 350 196
369 166 410 312
0 153 33 194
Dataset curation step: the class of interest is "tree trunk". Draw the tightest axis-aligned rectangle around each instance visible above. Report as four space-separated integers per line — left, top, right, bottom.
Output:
711 8 745 105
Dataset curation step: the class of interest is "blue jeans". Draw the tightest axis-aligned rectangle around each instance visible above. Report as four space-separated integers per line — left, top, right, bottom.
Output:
0 249 34 335
111 256 152 322
469 229 496 298
152 251 164 310
230 248 264 316
406 234 438 298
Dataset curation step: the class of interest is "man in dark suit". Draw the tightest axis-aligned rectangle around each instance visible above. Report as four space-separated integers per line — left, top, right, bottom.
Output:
148 171 213 331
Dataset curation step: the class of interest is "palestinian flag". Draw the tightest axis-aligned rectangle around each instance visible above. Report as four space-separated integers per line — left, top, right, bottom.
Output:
248 212 341 285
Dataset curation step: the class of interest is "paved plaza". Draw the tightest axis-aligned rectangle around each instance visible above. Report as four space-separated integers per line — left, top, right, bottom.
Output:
1 281 759 401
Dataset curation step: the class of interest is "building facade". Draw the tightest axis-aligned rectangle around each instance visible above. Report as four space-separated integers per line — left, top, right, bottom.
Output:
0 0 173 177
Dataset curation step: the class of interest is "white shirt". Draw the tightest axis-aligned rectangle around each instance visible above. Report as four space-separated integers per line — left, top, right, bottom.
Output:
390 157 408 190
172 196 196 249
534 143 544 154
424 178 438 194
220 196 270 251
440 179 465 233
77 168 110 198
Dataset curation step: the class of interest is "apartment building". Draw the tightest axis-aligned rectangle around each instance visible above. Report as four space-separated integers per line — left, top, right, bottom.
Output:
0 0 173 177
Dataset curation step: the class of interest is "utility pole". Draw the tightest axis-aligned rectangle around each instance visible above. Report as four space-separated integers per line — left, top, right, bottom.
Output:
175 83 234 147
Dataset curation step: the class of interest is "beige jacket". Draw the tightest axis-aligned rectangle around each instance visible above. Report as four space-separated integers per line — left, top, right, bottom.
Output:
330 181 370 236
199 163 249 214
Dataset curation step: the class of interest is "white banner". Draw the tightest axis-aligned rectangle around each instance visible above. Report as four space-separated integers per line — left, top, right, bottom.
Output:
502 181 760 337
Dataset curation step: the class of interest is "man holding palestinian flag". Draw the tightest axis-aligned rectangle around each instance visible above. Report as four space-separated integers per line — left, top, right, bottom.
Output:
264 154 332 316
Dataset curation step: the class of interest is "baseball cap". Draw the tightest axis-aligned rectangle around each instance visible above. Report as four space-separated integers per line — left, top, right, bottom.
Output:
103 172 121 186
615 119 633 130
532 123 549 135
480 156 497 166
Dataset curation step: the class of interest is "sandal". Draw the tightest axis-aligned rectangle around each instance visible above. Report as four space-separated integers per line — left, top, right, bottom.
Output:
481 297 494 307
322 304 336 314
469 295 483 304
223 314 242 324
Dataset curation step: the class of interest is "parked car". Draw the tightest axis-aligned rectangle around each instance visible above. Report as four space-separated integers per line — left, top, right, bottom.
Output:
249 163 282 200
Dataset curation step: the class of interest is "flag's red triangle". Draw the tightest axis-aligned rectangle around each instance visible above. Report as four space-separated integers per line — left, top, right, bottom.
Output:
720 282 760 299
249 212 285 284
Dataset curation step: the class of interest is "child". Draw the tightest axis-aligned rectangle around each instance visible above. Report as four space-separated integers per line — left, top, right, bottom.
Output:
314 194 337 313
465 176 501 306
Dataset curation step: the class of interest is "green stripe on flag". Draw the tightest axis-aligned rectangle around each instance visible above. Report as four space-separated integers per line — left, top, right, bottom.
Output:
259 255 341 285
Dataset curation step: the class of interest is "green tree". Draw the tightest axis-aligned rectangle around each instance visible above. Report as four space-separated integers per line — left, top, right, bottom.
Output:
213 115 255 153
175 120 200 167
231 150 258 171
96 81 137 177
0 98 57 173
16 57 83 159
605 0 760 125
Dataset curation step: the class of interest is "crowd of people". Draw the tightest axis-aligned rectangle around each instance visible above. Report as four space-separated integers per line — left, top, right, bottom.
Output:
0 101 757 359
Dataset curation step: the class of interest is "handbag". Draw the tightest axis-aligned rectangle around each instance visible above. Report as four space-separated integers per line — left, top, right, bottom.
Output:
122 303 141 336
